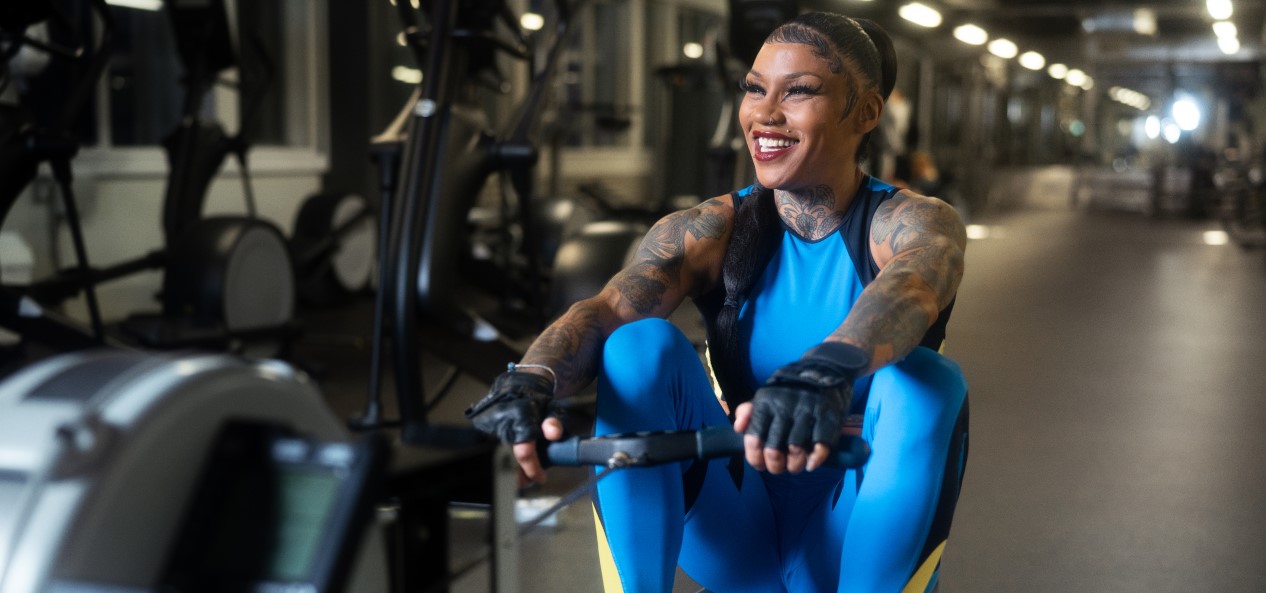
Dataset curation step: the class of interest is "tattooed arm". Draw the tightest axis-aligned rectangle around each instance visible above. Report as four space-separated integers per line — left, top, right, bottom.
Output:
517 196 732 398
829 190 966 373
505 197 730 484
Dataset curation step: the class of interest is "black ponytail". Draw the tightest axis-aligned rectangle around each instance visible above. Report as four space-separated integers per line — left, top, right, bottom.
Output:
855 18 897 164
856 18 897 101
706 186 783 409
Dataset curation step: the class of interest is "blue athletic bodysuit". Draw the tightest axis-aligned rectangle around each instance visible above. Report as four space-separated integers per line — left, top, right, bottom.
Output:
591 176 969 593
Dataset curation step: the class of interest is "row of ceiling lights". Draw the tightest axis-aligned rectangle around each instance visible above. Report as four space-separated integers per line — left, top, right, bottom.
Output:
893 0 1245 117
1207 0 1241 55
895 1 1096 93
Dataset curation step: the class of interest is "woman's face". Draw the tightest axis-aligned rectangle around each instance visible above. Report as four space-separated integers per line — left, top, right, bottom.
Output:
738 41 882 191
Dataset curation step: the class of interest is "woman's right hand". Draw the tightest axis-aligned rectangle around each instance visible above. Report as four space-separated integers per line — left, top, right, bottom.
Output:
465 368 561 486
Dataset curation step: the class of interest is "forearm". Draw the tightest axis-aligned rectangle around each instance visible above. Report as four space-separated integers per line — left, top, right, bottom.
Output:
518 295 621 398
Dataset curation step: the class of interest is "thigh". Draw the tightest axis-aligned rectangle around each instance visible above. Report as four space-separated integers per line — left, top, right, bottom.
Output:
595 318 787 592
835 347 968 593
679 458 787 593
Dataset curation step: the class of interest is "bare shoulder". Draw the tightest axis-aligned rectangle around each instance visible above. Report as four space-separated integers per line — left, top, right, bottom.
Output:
869 189 966 265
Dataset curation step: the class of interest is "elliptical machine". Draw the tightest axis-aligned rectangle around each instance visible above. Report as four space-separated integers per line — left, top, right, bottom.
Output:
3 0 297 355
1 0 117 351
352 0 647 433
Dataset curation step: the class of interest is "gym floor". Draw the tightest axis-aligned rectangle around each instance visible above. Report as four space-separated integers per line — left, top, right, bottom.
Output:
295 201 1266 593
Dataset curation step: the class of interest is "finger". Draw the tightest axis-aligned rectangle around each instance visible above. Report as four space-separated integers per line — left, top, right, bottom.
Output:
541 416 565 440
786 444 808 474
787 413 814 450
513 441 547 484
763 445 786 474
806 442 832 472
764 413 792 451
733 402 753 432
744 433 766 471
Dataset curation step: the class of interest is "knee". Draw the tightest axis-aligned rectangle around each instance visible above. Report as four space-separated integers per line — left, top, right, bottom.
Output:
601 318 693 393
869 347 967 435
603 318 693 376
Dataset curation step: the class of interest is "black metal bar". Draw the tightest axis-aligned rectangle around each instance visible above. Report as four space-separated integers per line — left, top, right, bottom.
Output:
391 0 459 443
48 158 104 343
58 0 114 133
23 249 166 306
351 142 401 432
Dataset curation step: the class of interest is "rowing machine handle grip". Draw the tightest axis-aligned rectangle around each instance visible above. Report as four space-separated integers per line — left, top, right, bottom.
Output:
541 426 870 469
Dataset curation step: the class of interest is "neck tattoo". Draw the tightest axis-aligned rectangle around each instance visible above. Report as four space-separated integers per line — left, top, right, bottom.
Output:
775 185 847 240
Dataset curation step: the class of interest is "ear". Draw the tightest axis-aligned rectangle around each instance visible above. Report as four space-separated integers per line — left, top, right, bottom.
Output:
854 92 884 134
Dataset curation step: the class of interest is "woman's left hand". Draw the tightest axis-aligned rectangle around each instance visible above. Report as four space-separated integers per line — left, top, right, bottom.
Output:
733 401 834 474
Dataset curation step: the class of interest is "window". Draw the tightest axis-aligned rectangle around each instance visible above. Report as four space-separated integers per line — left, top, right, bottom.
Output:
557 0 639 149
21 0 325 169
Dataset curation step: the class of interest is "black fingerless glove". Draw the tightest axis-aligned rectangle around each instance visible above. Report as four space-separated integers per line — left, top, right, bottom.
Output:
464 367 555 444
746 342 869 451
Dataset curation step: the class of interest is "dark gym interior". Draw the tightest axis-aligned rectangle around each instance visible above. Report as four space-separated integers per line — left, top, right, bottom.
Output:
2 1 1265 592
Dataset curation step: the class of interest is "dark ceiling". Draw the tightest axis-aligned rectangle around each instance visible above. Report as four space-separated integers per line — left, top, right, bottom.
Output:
943 0 1264 58
812 0 1264 98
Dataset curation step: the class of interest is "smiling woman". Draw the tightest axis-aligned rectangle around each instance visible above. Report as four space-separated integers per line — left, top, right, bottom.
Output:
467 11 971 593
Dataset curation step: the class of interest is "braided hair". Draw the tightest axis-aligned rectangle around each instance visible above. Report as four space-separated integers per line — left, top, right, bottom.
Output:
704 13 898 410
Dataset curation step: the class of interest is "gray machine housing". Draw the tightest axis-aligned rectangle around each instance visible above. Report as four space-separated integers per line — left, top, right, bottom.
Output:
0 351 364 593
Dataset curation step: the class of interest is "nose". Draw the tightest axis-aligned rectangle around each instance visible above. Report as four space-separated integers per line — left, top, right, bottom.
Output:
755 103 781 127
746 92 781 127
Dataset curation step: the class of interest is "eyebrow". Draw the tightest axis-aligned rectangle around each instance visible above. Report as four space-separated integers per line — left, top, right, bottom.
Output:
745 70 825 82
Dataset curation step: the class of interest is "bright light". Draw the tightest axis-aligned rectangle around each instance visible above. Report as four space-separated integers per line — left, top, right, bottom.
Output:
1109 87 1152 111
105 0 162 9
520 12 545 31
1206 0 1233 21
1065 69 1087 87
1219 36 1241 55
1145 115 1161 139
392 66 422 84
1172 97 1201 131
1048 63 1068 79
1212 21 1237 38
953 24 988 45
1162 120 1182 143
1080 76 1094 91
965 225 990 240
1203 230 1230 246
987 38 1017 59
1133 8 1157 35
683 42 704 59
1018 51 1045 70
899 3 943 28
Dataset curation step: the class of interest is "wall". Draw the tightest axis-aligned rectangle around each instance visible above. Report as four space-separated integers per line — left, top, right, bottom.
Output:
3 148 325 323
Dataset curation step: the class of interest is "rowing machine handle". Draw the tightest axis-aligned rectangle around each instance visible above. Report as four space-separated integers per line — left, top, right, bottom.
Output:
542 426 870 470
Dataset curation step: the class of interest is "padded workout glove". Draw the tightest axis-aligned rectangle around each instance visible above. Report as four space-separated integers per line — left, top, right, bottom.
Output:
465 367 556 444
746 342 869 451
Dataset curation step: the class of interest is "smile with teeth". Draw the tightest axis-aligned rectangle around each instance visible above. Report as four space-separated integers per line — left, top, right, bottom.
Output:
757 136 799 152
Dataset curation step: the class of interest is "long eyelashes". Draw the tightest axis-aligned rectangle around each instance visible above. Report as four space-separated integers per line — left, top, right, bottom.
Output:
739 79 821 99
786 84 821 96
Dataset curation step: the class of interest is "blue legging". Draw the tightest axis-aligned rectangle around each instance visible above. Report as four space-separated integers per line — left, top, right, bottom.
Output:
591 318 969 593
